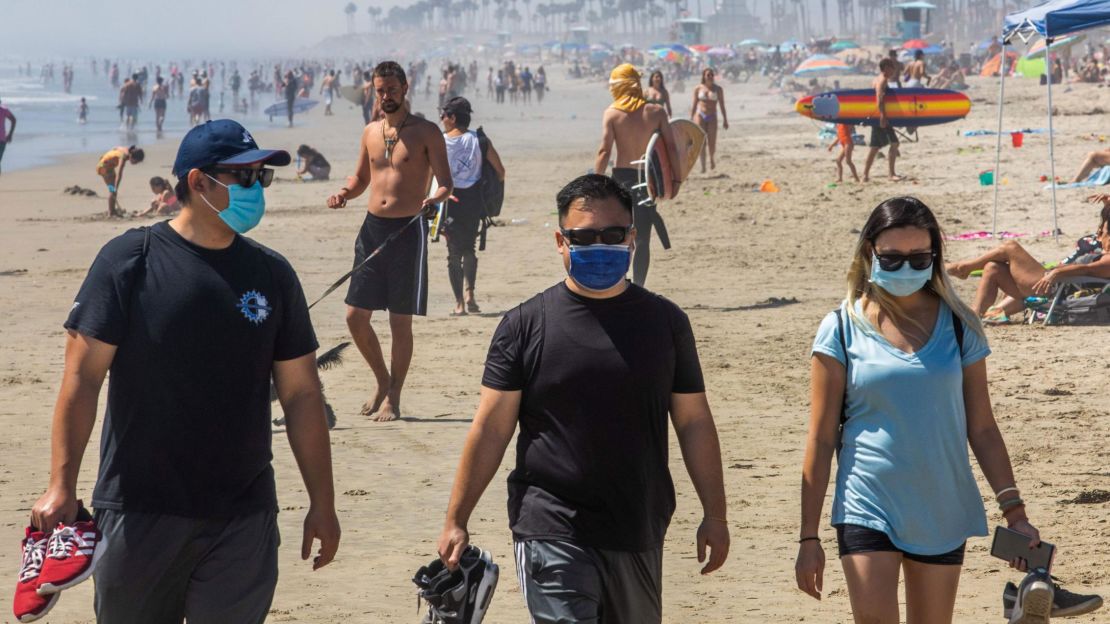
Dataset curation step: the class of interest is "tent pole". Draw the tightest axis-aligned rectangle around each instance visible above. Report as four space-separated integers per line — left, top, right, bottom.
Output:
992 40 1007 238
1046 43 1060 242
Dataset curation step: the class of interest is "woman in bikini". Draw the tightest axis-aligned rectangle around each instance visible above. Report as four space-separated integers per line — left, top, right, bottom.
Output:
645 70 672 118
690 68 728 172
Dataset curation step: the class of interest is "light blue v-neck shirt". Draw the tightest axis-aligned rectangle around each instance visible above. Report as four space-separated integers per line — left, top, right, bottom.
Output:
812 300 991 555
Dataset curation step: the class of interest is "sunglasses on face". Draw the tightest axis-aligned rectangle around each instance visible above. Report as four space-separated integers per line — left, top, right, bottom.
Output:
560 226 631 246
874 251 936 272
207 167 274 188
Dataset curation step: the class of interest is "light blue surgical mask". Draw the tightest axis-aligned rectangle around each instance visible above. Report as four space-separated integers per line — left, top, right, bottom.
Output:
870 253 932 297
201 174 265 234
567 244 631 291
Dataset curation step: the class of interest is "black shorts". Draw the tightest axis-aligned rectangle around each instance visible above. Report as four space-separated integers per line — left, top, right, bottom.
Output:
345 211 429 315
869 126 899 148
835 524 965 566
154 99 167 111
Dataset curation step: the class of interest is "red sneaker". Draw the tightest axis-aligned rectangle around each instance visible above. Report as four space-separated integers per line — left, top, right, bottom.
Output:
13 528 59 623
36 520 105 594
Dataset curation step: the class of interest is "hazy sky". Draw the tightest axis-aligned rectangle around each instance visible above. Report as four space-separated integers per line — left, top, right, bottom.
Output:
5 0 403 58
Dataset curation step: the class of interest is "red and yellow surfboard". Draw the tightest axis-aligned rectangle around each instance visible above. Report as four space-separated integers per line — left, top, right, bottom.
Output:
795 88 971 127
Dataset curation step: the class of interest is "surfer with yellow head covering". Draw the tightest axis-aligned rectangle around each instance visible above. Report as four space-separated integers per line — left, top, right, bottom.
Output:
595 63 681 286
608 63 648 113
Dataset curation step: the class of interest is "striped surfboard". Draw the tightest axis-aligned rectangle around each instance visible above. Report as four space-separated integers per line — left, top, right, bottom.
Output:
795 88 971 128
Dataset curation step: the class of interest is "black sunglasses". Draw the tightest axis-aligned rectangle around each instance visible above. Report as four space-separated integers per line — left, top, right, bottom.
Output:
875 251 936 272
207 167 274 189
560 226 631 246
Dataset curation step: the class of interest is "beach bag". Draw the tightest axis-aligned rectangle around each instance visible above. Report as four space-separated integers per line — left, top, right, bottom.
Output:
1054 287 1110 325
474 127 504 218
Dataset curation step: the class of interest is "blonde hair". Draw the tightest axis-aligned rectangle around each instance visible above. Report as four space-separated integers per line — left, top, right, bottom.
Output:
845 197 984 343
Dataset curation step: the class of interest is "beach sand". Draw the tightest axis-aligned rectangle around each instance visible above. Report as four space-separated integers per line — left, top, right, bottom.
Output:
1 68 1108 623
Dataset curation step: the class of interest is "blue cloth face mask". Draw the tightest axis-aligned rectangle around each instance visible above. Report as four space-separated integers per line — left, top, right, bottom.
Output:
567 244 631 291
201 174 266 234
870 253 932 297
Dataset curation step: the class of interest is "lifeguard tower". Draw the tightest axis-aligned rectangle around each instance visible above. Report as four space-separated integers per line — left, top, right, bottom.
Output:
569 26 590 46
676 18 706 45
892 1 935 41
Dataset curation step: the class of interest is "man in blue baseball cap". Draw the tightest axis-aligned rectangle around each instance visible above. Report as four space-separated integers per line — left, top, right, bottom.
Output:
31 119 341 623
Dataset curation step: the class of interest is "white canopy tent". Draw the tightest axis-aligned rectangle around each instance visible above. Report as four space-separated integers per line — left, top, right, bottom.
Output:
992 0 1110 239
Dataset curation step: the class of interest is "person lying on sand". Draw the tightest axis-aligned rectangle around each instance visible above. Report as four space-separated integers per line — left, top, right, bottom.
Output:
1072 147 1110 183
946 196 1110 321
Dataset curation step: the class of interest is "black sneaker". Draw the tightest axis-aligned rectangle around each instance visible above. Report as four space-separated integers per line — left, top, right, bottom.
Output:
413 545 498 624
1004 576 1104 618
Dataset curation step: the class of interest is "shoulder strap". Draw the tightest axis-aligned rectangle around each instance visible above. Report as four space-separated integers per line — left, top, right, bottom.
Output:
833 308 849 428
951 310 964 357
141 226 151 257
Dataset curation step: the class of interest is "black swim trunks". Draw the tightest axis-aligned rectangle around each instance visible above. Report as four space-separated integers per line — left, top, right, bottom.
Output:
345 212 429 315
869 125 899 148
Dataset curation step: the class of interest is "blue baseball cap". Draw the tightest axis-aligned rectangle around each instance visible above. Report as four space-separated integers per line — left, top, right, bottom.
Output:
172 119 290 178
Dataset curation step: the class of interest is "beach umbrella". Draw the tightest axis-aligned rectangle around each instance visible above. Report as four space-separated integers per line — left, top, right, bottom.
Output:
793 54 854 76
1026 34 1085 59
737 39 767 47
707 47 736 59
690 44 712 53
780 39 803 50
976 38 997 51
830 40 860 51
902 39 929 49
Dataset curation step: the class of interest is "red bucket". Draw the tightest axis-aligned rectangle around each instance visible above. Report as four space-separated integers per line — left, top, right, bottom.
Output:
1011 132 1024 148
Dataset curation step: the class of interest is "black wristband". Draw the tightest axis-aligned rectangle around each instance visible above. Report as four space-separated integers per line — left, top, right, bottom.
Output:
798 536 820 543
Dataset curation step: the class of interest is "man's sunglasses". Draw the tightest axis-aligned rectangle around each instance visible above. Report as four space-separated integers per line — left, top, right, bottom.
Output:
560 226 631 246
207 167 275 188
874 251 936 272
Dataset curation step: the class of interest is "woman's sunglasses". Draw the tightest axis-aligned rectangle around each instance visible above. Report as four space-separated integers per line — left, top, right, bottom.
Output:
207 167 275 189
875 252 936 272
560 226 631 246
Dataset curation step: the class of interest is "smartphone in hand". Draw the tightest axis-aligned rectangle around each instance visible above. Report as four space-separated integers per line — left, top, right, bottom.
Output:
990 526 1055 571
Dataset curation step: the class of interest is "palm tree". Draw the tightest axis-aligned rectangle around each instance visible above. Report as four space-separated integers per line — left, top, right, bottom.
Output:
345 2 357 34
367 5 382 32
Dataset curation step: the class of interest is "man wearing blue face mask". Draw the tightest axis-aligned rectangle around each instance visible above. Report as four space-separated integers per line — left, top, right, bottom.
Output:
435 174 729 623
30 119 341 623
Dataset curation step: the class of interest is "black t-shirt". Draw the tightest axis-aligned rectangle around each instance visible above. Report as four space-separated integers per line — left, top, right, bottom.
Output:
482 282 705 551
64 221 318 517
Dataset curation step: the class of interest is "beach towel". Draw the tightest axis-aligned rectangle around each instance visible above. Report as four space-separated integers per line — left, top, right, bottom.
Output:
961 128 1046 137
945 230 1055 241
1044 166 1110 190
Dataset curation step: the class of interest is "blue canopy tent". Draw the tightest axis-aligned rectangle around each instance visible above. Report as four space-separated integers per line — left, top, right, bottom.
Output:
992 0 1110 238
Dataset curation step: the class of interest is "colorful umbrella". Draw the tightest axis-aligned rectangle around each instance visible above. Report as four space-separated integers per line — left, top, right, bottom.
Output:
830 40 860 51
737 39 767 47
1026 34 1085 59
902 39 929 49
707 47 736 58
780 40 804 50
793 54 854 76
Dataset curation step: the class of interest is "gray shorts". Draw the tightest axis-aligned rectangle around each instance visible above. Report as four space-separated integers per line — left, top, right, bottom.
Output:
514 539 662 624
93 509 279 624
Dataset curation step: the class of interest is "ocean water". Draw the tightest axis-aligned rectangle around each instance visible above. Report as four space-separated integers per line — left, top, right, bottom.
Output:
0 60 295 174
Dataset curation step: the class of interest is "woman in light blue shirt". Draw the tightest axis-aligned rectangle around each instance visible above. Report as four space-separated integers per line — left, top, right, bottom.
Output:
795 197 1040 623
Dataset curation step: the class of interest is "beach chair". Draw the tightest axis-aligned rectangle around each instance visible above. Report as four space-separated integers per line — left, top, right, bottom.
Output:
1027 277 1110 326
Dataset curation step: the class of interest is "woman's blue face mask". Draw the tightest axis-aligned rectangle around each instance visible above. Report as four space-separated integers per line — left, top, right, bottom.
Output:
869 253 933 297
